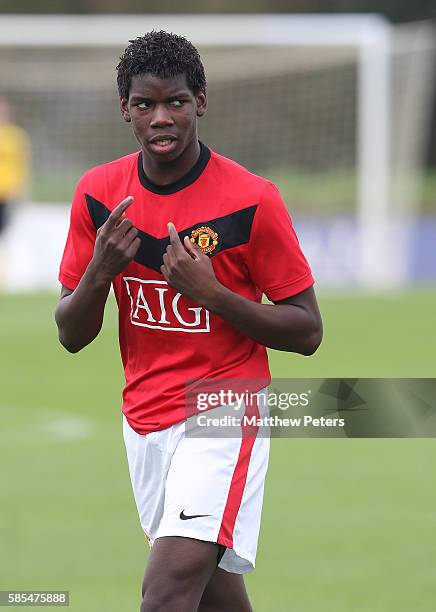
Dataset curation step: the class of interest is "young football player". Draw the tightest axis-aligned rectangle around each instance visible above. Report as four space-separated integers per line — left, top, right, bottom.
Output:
56 30 322 612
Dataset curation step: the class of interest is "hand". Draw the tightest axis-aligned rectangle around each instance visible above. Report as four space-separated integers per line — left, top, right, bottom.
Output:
91 196 141 282
160 222 222 305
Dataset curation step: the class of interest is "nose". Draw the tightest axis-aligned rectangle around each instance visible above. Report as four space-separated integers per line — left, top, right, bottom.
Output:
150 104 174 128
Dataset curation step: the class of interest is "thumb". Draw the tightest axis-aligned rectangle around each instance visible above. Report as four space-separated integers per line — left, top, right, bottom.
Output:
184 235 203 260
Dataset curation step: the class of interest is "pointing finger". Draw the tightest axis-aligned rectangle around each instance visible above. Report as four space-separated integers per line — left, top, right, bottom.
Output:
105 196 134 230
183 235 201 260
168 222 183 251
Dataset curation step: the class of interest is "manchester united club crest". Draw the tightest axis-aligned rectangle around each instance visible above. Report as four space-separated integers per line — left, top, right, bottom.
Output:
190 225 219 254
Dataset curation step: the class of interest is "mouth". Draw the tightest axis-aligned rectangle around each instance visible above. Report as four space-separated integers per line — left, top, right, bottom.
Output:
148 135 178 155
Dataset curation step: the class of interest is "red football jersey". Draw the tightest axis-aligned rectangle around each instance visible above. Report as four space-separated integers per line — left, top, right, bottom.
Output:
59 143 314 434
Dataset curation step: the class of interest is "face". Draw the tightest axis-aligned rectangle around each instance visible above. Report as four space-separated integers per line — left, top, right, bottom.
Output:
120 73 207 162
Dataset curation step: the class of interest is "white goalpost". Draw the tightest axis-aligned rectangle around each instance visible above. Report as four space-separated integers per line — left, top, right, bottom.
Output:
0 14 435 290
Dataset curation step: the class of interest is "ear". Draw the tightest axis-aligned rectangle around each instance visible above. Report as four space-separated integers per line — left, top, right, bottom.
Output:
120 98 131 123
196 92 207 118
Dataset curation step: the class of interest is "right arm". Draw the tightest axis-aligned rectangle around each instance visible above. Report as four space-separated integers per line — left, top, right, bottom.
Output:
55 196 140 353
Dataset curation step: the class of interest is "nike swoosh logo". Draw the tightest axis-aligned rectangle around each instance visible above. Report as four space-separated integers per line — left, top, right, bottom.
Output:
179 510 211 521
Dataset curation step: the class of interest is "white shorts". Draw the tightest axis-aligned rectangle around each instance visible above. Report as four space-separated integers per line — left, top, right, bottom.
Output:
122 389 270 574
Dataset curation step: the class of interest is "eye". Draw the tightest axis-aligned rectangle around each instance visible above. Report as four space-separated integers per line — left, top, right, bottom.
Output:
137 101 151 109
170 100 184 107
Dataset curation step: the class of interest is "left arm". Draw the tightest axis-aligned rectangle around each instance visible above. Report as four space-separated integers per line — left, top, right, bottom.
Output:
161 223 322 355
204 283 322 355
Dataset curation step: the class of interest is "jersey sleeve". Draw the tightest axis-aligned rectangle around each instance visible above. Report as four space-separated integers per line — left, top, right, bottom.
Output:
58 174 96 290
246 182 314 302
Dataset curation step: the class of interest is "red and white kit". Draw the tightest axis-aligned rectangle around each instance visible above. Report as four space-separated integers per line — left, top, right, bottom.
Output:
59 143 314 571
123 388 270 573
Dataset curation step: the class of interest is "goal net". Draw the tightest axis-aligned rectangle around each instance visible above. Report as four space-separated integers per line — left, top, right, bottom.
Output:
0 15 435 289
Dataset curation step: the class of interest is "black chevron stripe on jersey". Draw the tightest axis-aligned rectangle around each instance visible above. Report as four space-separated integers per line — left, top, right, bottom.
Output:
85 194 258 273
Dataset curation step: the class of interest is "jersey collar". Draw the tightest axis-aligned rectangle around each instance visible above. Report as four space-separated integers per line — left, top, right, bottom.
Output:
137 141 211 195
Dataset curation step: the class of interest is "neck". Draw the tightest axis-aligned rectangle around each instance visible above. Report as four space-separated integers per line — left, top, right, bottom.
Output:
141 139 201 187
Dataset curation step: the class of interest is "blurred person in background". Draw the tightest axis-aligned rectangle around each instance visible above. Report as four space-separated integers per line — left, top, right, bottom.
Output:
0 96 30 287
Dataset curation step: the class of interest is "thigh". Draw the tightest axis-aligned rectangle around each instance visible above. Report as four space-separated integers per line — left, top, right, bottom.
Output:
198 567 252 612
141 536 219 612
156 392 270 574
123 415 184 545
156 418 243 544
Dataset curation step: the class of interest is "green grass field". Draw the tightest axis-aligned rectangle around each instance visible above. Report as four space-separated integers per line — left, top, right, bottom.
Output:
1 290 436 611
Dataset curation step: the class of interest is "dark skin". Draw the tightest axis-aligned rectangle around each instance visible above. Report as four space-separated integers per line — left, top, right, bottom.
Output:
55 72 323 611
55 196 140 353
121 73 207 185
141 537 252 612
162 222 322 354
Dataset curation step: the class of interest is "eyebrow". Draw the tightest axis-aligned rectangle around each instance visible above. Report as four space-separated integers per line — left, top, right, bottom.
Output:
130 91 191 102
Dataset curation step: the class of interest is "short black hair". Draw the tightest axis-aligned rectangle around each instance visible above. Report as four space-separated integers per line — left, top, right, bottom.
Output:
116 30 206 99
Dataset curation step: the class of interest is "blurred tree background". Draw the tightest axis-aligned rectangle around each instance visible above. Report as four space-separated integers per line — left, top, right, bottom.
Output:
0 0 435 167
0 0 434 21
